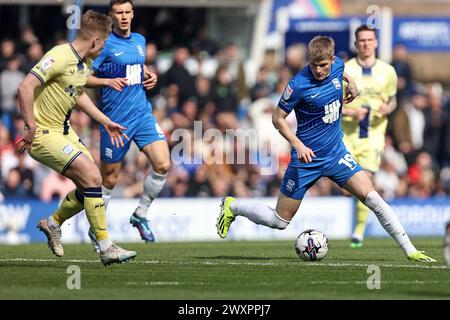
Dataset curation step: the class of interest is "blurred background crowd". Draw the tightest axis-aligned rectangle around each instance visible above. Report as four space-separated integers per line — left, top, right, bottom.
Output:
1 2 449 202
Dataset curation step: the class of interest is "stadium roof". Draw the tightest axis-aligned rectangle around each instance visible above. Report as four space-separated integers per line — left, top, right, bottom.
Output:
0 0 260 7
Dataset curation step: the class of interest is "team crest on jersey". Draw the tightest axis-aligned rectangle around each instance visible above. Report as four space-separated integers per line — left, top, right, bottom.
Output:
286 179 295 192
332 78 341 89
137 45 145 56
41 57 55 70
63 144 74 155
283 84 293 100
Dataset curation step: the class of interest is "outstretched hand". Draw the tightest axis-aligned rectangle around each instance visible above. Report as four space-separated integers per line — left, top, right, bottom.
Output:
104 121 129 148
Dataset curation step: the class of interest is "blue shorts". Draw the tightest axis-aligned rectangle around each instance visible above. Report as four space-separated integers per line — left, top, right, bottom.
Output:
100 113 166 163
280 142 362 200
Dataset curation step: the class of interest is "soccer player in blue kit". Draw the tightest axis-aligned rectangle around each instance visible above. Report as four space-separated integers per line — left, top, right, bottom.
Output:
87 0 170 250
217 36 435 262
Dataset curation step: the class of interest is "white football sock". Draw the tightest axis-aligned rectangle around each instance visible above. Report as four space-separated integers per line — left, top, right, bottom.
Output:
99 238 112 252
229 199 290 230
102 185 113 209
136 171 167 218
365 191 416 255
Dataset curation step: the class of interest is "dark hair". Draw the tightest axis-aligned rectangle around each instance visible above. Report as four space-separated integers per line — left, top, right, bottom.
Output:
109 0 134 11
354 25 376 40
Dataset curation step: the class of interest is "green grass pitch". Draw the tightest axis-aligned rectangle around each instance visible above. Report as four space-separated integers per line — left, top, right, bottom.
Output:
0 238 449 300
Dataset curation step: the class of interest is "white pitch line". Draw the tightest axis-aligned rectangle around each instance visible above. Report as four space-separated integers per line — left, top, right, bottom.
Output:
125 281 181 286
0 258 448 269
307 280 448 285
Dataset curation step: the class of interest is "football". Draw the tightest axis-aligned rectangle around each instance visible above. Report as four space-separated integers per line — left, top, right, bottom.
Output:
295 229 329 261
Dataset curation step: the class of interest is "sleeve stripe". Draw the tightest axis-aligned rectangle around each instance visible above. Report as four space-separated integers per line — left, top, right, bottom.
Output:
30 71 44 84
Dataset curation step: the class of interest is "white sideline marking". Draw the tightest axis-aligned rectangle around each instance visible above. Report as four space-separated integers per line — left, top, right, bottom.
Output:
126 281 181 286
0 258 447 269
308 280 448 285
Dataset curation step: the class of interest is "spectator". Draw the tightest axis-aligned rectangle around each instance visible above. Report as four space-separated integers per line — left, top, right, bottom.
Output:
191 25 219 57
250 66 273 102
20 42 44 74
2 168 28 198
163 47 196 103
0 55 25 130
0 39 16 71
392 43 413 106
40 172 76 202
211 64 239 131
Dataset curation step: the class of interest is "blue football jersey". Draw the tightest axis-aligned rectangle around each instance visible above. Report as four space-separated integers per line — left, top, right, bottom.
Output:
93 31 150 125
278 56 344 159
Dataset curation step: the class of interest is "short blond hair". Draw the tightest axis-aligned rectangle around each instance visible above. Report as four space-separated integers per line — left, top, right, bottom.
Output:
307 36 335 61
78 10 112 40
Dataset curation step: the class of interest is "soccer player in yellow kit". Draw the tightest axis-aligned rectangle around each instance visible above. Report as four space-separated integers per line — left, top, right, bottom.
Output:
16 10 137 265
342 25 398 248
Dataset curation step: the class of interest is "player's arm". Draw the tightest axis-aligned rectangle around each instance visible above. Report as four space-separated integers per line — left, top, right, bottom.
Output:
86 72 128 91
342 72 359 103
378 95 397 116
378 67 398 116
16 73 42 152
76 92 129 148
272 107 315 163
142 65 157 91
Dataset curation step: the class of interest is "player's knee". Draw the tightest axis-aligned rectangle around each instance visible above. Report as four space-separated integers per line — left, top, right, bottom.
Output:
102 174 118 189
154 159 171 174
88 172 103 187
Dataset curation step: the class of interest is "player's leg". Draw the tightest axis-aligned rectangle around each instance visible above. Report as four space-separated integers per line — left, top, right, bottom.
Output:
343 171 435 262
216 193 300 239
350 140 381 248
138 140 170 216
31 131 86 257
99 123 132 209
100 161 122 208
132 116 169 242
216 162 313 239
65 154 137 265
87 127 131 251
342 135 371 248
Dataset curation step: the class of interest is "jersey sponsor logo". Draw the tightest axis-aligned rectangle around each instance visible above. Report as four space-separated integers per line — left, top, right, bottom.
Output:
311 91 320 98
137 45 145 56
332 78 341 89
126 64 142 85
114 51 124 57
283 85 293 100
63 144 74 155
322 99 341 124
41 57 55 70
105 148 113 159
286 179 295 192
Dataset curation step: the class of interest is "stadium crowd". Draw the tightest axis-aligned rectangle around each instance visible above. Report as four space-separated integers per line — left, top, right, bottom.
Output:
1 26 449 202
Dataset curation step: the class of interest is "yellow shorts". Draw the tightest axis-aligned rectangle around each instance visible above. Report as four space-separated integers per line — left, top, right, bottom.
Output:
29 127 93 175
342 135 384 173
